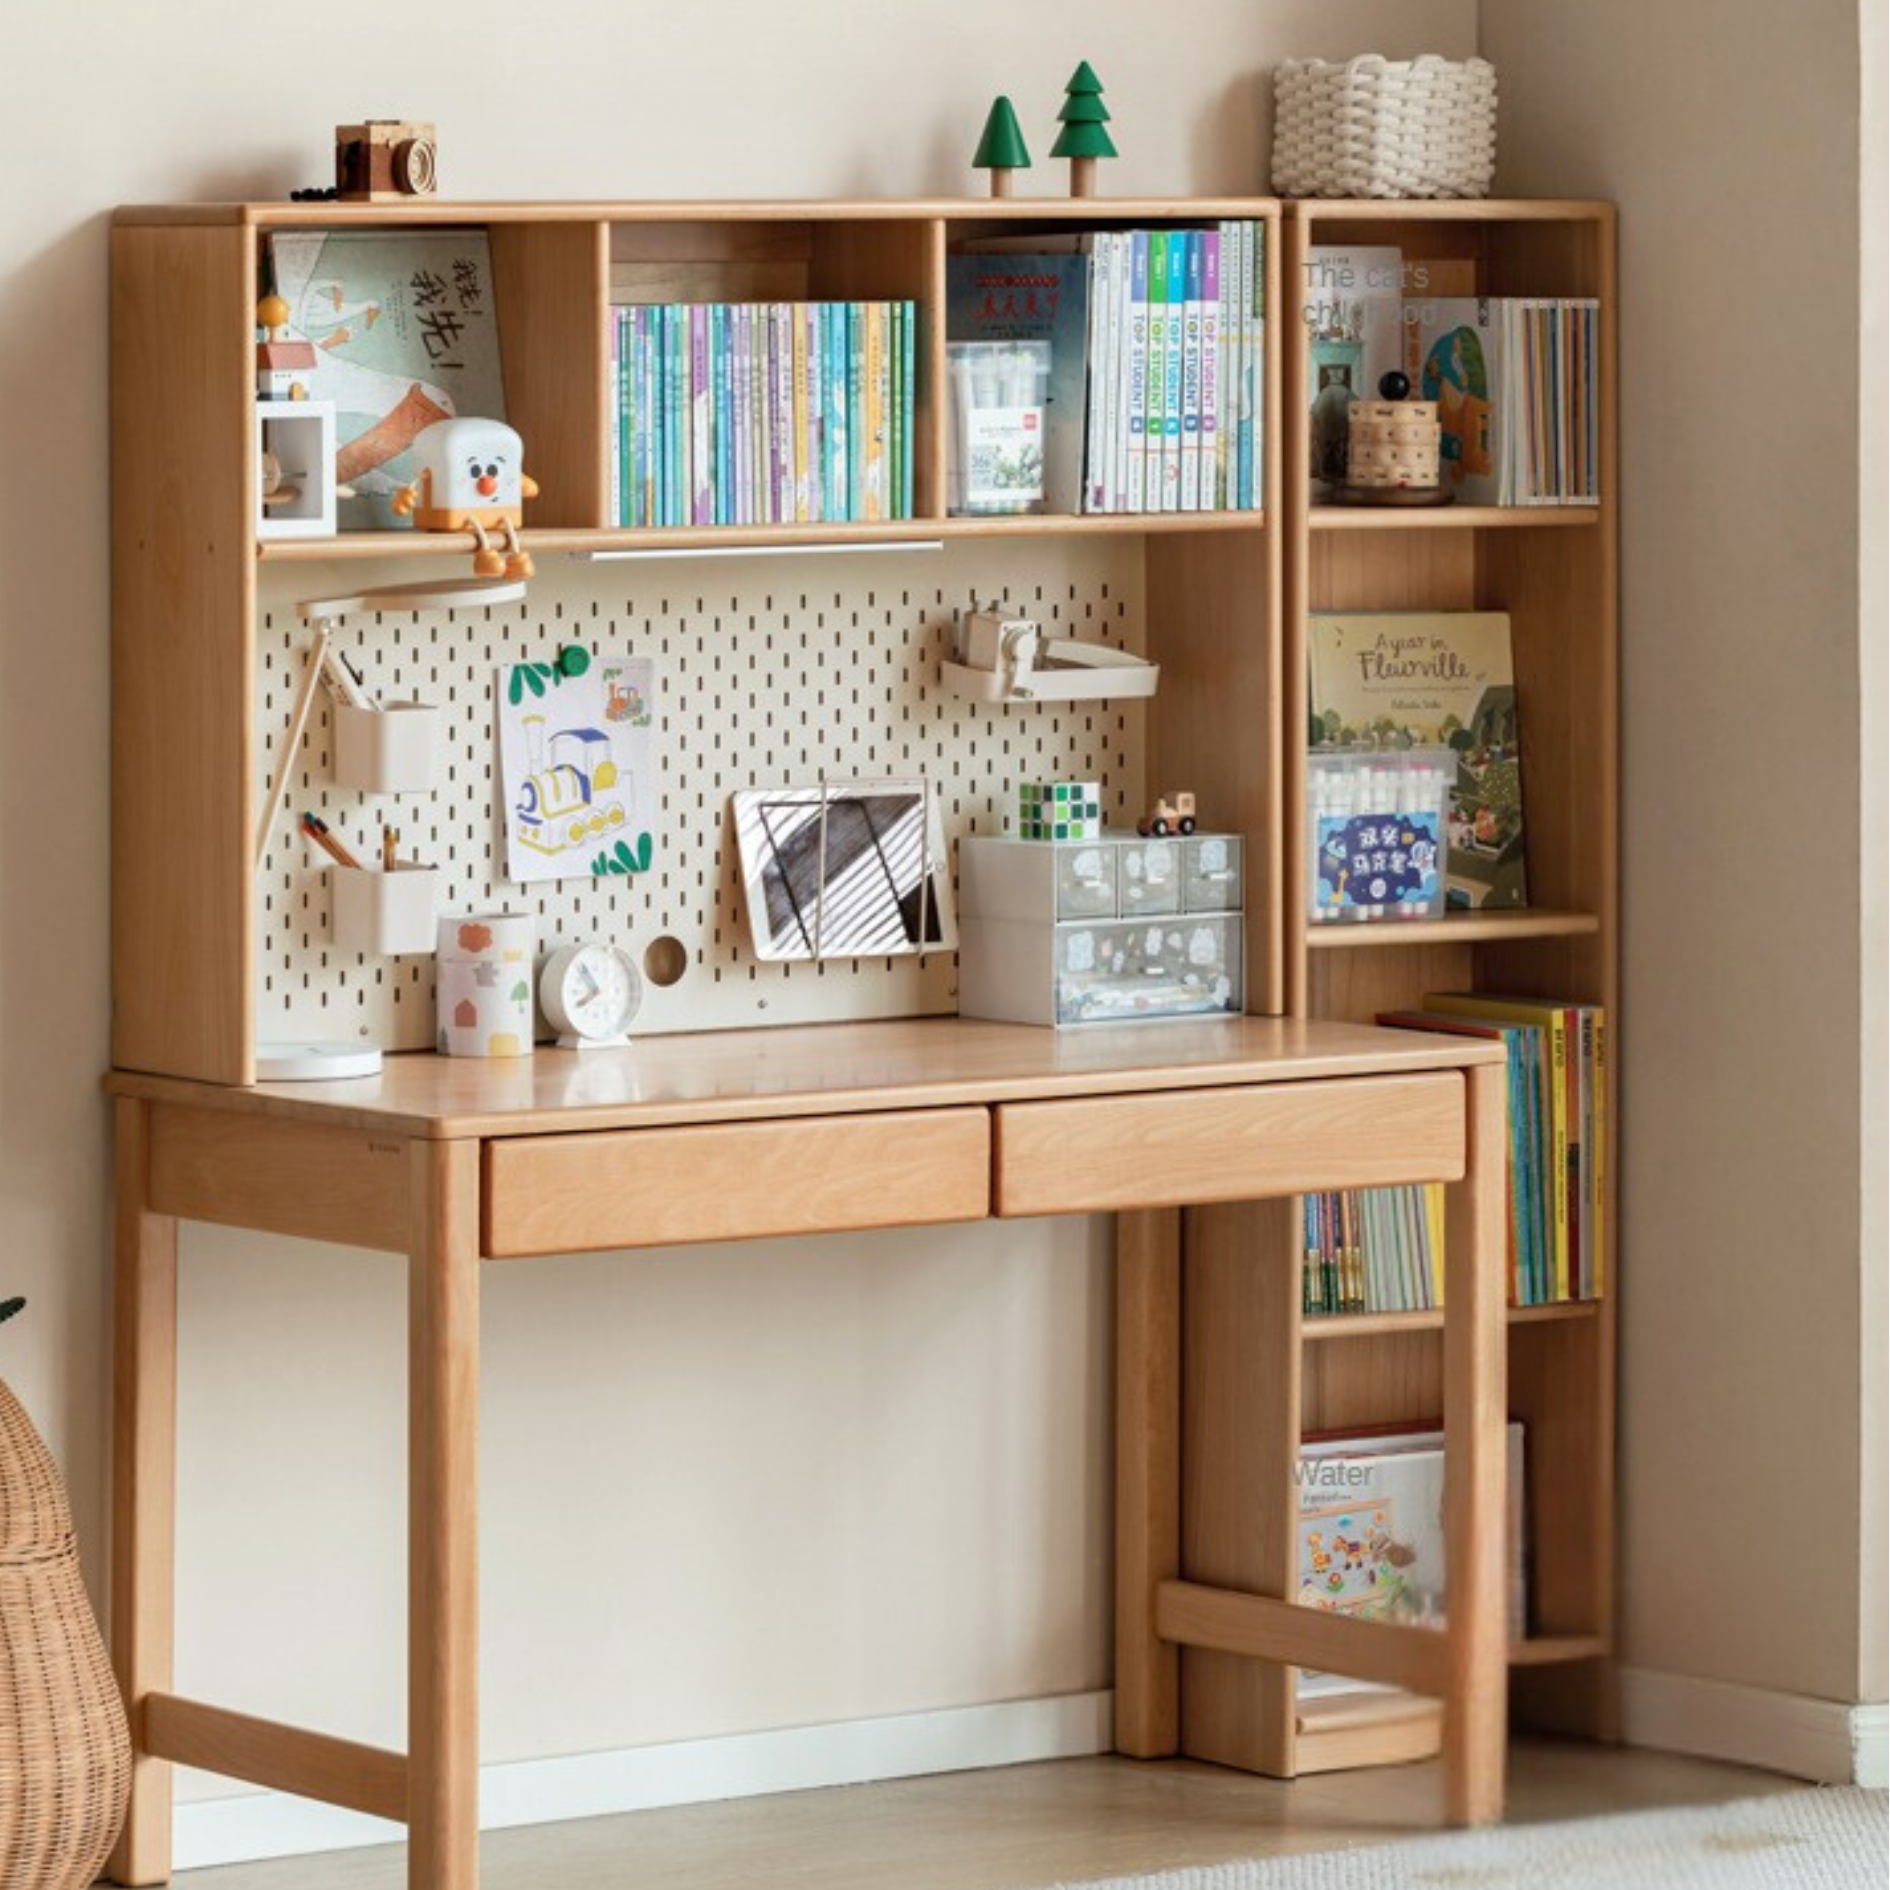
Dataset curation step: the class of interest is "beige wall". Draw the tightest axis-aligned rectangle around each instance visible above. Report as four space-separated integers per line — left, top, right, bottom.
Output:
1481 0 1885 1706
0 0 1480 1808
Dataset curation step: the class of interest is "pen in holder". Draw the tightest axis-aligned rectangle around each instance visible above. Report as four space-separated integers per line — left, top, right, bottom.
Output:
330 863 440 955
332 702 444 794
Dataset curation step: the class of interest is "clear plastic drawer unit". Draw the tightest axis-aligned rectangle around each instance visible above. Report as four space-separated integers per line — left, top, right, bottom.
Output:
959 833 1245 1027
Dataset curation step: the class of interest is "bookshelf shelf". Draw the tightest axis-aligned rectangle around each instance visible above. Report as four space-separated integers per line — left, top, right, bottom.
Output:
251 511 1269 564
1301 1300 1601 1342
1308 505 1601 532
1304 909 1602 951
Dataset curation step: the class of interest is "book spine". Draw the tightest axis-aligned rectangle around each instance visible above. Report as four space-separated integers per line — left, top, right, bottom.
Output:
1126 233 1150 514
1100 234 1125 514
767 304 788 525
1590 1009 1607 1298
727 307 747 527
1161 232 1187 512
650 306 667 527
1180 230 1204 511
1212 223 1232 510
791 303 811 523
751 304 770 523
712 306 733 527
1081 240 1110 512
823 306 844 520
850 302 874 521
690 306 713 527
670 306 689 529
1246 221 1265 510
1143 233 1168 515
900 299 916 519
802 305 823 525
887 301 903 522
1200 230 1220 513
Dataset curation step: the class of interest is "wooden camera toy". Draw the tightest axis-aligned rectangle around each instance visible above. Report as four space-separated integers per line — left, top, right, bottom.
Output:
336 120 438 201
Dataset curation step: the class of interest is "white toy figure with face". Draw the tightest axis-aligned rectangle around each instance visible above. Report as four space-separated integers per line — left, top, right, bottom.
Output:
393 416 541 579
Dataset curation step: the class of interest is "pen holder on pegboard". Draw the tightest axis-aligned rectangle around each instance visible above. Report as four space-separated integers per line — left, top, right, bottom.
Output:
330 864 439 955
332 703 444 794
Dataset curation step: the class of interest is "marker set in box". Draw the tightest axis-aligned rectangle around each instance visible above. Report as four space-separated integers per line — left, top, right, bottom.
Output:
947 341 1052 515
1308 749 1451 924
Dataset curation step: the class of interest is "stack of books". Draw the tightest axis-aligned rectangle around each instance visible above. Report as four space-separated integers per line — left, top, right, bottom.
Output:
608 301 916 529
947 220 1267 516
1378 995 1608 1304
1302 1185 1445 1316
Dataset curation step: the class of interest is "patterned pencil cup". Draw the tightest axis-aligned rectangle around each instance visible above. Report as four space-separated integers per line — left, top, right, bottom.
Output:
330 864 439 955
436 912 536 1058
1015 779 1103 841
333 702 444 794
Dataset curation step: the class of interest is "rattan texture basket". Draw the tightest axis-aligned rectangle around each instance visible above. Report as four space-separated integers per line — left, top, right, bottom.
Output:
1 1376 131 1890
1272 55 1497 200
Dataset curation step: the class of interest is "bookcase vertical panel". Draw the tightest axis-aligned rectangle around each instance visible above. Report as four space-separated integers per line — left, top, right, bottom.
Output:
111 221 256 1083
488 220 611 529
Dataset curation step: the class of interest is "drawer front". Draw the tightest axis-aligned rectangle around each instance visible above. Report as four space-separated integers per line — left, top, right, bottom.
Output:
485 1106 991 1256
993 1074 1463 1218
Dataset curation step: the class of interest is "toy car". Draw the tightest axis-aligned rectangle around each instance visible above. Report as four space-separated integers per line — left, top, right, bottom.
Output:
1138 791 1197 838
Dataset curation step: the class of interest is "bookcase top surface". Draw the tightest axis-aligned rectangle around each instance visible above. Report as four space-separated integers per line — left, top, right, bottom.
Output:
114 196 1288 229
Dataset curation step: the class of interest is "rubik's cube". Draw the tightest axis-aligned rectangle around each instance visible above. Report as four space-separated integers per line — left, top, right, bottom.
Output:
1015 779 1103 841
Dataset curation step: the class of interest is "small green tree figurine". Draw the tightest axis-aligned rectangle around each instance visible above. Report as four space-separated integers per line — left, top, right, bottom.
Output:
1051 61 1117 197
973 95 1031 198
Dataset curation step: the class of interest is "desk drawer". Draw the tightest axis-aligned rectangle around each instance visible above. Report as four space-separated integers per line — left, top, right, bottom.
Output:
993 1074 1463 1218
484 1107 991 1256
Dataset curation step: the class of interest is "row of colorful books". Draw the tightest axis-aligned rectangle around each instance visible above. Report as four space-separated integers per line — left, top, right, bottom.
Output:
1301 242 1598 505
946 220 1267 515
607 301 916 529
1302 1184 1445 1317
1379 995 1607 1304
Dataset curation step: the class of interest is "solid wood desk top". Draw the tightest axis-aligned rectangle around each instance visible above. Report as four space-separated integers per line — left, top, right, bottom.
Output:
107 1016 1501 1141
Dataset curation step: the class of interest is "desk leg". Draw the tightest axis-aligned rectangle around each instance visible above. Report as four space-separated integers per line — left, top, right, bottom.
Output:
410 1139 481 1890
109 1097 178 1887
1115 1208 1181 1756
1442 1063 1509 1826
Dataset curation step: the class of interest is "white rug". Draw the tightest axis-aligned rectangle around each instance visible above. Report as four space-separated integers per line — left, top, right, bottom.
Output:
1050 1789 1887 1890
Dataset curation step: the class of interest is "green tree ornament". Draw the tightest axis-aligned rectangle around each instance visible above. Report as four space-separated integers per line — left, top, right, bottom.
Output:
973 95 1031 197
1051 61 1117 196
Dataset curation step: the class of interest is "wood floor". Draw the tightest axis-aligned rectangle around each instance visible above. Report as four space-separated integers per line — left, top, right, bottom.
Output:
179 1738 1799 1889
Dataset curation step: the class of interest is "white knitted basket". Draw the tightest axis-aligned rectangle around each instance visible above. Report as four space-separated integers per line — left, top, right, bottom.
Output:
1272 55 1497 200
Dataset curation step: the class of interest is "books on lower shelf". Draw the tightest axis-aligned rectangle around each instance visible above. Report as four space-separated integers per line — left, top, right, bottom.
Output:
1298 246 1598 505
948 221 1267 516
1303 1185 1445 1316
1377 995 1608 1304
1296 1420 1528 1702
608 301 915 529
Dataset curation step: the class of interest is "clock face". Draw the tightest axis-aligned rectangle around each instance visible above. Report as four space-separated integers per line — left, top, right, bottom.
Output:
546 942 641 1039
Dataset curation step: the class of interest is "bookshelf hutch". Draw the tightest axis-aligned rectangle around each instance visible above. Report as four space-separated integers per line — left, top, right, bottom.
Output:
109 192 1615 1814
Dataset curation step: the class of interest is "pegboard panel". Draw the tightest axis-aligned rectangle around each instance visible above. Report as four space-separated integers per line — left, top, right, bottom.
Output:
256 541 1147 1047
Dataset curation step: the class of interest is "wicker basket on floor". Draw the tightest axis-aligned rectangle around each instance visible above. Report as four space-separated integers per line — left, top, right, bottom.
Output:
1272 55 1498 200
1 1374 131 1890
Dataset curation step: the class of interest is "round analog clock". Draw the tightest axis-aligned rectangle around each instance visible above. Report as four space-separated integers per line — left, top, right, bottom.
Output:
539 941 642 1049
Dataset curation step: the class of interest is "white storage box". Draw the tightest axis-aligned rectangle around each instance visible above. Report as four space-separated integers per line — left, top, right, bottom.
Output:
333 702 444 794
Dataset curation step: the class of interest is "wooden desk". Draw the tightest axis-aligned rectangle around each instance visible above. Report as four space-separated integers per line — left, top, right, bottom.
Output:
105 1016 1508 1889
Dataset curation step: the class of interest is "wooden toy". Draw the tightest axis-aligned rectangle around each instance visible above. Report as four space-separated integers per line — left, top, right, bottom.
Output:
254 400 339 539
1051 62 1117 197
1138 790 1197 837
972 96 1032 198
335 120 438 202
255 294 317 399
1331 371 1451 505
392 417 539 578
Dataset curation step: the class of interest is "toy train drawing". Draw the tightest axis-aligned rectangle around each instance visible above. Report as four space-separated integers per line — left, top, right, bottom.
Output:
514 715 629 857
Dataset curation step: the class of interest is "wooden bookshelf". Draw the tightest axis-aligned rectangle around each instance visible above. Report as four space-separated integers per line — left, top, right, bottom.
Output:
110 193 1612 1791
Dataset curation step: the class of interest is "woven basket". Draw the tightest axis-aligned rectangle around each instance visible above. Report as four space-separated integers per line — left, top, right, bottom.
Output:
1 1376 131 1890
1272 55 1497 200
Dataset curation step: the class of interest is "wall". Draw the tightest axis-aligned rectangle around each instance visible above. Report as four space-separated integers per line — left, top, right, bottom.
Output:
0 0 1479 1849
1481 0 1886 1716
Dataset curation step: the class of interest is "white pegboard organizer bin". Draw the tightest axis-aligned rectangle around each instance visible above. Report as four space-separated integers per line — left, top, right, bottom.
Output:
254 540 1150 1049
1271 55 1498 201
332 702 445 794
330 865 439 956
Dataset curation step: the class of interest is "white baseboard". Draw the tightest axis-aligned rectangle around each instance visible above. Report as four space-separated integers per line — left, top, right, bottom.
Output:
1619 1666 1885 1786
172 1689 1114 1872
